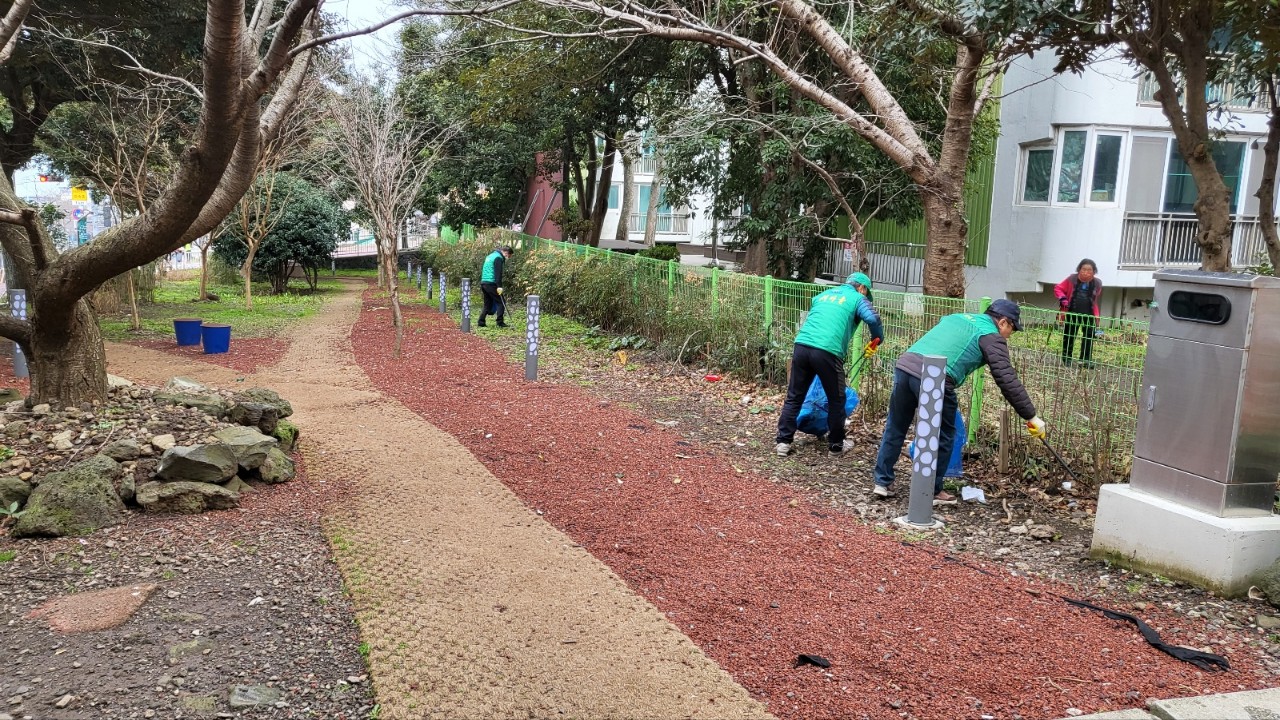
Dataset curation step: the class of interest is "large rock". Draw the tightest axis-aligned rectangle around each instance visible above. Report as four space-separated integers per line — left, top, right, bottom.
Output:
272 420 300 453
0 476 30 509
229 388 292 434
154 385 229 418
100 439 141 461
212 426 278 470
156 445 238 483
255 447 295 484
136 481 239 514
11 457 124 537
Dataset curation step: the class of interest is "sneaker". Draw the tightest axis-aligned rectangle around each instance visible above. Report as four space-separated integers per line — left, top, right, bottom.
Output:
496 322 509 328
933 491 958 506
775 442 792 457
872 484 896 499
477 321 487 328
828 439 853 458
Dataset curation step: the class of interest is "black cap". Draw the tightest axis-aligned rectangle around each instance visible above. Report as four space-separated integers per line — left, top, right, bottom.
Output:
988 298 1022 331
500 245 514 253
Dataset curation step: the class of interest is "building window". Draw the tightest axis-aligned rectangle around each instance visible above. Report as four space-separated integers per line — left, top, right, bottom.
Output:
608 184 619 210
1056 130 1088 203
1162 140 1245 213
1090 134 1123 203
1022 147 1054 203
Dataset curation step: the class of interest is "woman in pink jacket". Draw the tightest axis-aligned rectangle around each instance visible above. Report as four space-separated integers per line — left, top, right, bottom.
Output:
1054 259 1102 367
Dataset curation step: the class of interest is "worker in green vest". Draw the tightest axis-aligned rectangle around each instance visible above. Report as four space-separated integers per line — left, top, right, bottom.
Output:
871 299 1045 504
478 245 512 328
775 272 884 459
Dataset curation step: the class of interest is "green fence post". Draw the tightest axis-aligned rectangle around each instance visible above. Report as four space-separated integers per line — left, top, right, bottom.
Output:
763 275 774 332
667 259 676 307
968 296 992 443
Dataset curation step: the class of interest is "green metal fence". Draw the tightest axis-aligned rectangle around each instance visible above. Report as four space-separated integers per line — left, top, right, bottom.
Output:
432 229 1148 486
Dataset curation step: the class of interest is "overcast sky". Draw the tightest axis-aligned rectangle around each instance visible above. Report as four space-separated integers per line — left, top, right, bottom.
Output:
328 0 404 73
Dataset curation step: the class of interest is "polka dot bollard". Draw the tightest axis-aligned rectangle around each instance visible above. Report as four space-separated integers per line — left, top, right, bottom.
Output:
525 295 540 381
900 355 946 529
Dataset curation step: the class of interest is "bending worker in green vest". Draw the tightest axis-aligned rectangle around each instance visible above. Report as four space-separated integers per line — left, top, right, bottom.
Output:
872 299 1045 504
776 272 884 459
479 245 512 328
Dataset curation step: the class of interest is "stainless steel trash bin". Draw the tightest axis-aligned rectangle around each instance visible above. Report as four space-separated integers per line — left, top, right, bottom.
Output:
1130 269 1280 517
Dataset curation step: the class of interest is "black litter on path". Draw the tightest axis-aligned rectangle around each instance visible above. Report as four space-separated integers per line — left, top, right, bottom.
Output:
1065 598 1231 672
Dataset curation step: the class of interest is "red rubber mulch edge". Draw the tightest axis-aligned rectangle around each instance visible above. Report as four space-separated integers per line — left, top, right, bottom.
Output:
127 338 290 375
352 288 1269 720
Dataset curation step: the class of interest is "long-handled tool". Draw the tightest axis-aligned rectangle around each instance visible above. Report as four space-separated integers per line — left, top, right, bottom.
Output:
1032 431 1081 490
847 336 882 376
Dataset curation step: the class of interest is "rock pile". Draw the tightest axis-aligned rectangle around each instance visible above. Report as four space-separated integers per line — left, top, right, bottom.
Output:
3 377 300 538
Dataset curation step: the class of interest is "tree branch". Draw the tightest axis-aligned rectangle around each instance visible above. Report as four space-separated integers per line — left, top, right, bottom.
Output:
0 0 34 66
0 208 49 271
288 1 523 58
0 314 31 345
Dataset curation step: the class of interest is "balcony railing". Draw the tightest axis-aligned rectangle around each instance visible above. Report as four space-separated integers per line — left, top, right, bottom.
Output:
1119 212 1272 269
1137 73 1271 112
628 212 689 234
635 155 658 175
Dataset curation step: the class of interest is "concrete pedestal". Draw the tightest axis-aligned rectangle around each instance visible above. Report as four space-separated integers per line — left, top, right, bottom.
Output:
1091 484 1280 597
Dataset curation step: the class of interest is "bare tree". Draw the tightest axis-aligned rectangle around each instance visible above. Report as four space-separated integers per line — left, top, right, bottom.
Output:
329 84 450 358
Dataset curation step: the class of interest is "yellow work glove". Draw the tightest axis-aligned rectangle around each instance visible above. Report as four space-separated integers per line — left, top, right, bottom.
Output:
862 337 881 358
1026 417 1046 440
496 287 504 296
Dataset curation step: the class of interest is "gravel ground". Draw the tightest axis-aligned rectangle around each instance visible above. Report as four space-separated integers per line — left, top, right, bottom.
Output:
357 294 1276 720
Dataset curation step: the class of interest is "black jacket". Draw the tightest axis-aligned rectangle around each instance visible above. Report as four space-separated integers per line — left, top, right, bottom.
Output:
978 334 1037 419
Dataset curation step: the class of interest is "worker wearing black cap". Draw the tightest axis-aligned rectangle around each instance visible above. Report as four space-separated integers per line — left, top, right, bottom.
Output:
871 299 1044 504
479 245 512 328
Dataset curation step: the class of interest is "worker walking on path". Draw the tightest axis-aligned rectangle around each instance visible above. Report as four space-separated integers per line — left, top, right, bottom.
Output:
478 245 512 328
871 299 1045 504
776 272 884 459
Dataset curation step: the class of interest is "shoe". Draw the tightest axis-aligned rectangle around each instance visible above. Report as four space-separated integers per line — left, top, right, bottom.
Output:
1080 360 1095 369
477 321 487 328
496 322 509 328
828 439 853 458
872 484 896 499
933 491 958 506
775 442 792 457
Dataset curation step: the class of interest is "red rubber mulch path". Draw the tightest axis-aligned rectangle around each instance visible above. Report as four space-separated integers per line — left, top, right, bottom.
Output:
127 338 290 375
352 290 1269 720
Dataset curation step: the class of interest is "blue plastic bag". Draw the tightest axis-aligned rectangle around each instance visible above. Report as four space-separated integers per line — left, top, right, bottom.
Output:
908 410 967 477
796 377 859 436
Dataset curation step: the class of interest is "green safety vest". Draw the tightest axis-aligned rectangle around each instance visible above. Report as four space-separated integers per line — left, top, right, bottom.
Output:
481 251 502 283
794 284 867 361
907 313 998 387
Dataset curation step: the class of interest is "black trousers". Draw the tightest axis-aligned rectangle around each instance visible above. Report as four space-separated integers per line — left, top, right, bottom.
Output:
776 343 846 451
479 282 504 324
1062 312 1096 362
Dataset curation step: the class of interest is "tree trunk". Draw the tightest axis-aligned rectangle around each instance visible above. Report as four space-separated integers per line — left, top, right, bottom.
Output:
616 135 636 244
242 249 256 311
643 153 664 247
126 271 140 331
1256 83 1280 275
27 300 106 406
199 243 211 301
382 243 404 358
920 175 968 298
585 133 616 247
1184 143 1235 271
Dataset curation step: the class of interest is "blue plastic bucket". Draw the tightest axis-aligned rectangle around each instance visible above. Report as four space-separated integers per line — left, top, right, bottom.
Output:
200 323 231 354
173 318 203 346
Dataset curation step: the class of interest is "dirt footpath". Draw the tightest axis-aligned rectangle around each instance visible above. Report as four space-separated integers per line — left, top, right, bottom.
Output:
106 279 770 720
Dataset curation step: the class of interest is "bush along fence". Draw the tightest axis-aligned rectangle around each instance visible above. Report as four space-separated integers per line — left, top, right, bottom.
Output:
419 229 1150 491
